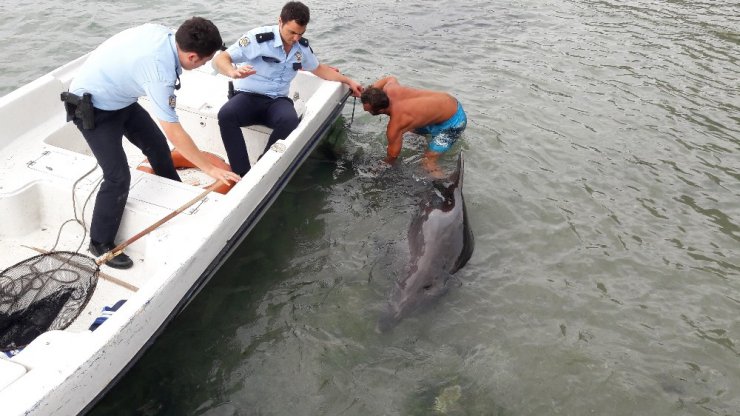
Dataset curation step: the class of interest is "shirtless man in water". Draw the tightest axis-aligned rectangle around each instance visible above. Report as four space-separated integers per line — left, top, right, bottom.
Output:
360 76 467 177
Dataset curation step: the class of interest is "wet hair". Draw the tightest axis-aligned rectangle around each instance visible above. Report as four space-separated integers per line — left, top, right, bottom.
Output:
361 87 390 112
281 1 310 26
175 17 225 58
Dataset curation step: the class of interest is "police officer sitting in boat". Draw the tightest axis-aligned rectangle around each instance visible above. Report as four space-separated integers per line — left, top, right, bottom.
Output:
63 17 241 269
212 1 363 177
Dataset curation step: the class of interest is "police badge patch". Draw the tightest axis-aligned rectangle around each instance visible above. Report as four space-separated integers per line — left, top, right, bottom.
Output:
169 95 176 109
295 51 302 62
238 36 250 47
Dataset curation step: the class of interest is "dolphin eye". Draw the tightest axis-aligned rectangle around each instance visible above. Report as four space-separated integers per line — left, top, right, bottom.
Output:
423 284 432 291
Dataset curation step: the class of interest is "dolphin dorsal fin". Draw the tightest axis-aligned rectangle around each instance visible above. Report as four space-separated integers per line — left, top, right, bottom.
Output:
434 152 464 194
453 151 463 190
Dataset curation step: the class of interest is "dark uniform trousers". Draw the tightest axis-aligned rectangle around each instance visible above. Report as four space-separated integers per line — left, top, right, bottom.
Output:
217 91 299 177
74 102 180 245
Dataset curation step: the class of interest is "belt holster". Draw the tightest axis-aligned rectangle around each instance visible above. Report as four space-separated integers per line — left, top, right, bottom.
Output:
60 91 95 130
227 81 235 99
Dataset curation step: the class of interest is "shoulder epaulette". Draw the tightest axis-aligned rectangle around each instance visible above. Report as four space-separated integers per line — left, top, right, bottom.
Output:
255 32 275 43
298 37 313 53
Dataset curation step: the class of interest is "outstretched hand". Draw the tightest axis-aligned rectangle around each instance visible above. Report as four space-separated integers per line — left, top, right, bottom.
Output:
356 158 391 178
208 167 241 187
348 80 364 97
229 65 256 79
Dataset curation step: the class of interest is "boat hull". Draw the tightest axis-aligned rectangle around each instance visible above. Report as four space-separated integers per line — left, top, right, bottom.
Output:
0 54 349 415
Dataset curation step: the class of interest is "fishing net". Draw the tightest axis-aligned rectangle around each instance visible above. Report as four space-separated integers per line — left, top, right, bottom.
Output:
0 172 213 353
0 251 98 351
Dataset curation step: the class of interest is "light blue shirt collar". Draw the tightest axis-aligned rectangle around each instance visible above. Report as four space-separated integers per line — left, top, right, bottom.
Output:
271 26 284 50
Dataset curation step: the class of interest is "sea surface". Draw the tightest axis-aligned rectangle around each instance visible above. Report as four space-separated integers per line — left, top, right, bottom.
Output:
1 0 739 415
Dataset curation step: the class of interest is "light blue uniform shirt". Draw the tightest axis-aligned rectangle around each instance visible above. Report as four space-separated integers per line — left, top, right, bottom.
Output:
226 25 319 98
69 24 181 122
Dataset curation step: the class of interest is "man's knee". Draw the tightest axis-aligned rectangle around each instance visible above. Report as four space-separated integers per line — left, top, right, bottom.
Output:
275 106 299 126
269 111 299 139
218 99 242 125
103 165 131 190
268 115 298 145
280 114 299 131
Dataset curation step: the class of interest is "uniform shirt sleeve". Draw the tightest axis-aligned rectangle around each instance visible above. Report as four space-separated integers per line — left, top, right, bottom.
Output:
226 34 261 64
300 43 319 72
143 81 178 122
134 58 179 122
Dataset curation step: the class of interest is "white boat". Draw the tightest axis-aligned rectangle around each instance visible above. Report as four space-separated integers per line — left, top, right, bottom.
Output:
0 53 350 415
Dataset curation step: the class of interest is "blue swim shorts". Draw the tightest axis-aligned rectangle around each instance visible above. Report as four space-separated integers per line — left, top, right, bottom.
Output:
414 101 467 153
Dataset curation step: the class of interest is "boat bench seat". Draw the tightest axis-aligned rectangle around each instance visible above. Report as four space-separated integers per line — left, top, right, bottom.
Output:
174 91 306 131
0 357 27 392
149 69 307 167
173 64 307 127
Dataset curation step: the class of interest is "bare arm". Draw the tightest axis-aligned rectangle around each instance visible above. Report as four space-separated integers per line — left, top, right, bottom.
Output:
211 51 256 79
311 64 363 97
159 121 241 186
384 122 405 164
383 105 420 164
371 76 399 90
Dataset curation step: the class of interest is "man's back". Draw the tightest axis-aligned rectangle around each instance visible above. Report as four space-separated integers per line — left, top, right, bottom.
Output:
385 84 458 129
360 76 467 175
70 24 176 112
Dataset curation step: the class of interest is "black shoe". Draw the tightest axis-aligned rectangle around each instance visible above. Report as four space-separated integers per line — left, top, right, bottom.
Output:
89 241 134 270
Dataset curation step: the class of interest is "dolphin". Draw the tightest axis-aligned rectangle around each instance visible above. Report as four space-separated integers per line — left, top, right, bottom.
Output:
377 152 474 332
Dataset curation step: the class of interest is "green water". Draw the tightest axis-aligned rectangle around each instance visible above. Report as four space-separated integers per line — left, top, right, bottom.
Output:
1 0 738 414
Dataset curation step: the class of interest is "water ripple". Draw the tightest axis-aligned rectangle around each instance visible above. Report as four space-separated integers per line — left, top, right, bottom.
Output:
4 0 738 414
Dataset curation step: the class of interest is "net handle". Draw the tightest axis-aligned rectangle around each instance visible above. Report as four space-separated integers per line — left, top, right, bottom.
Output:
96 182 219 266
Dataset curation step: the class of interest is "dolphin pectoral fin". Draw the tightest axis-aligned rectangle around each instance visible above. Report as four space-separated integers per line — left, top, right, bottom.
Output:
443 271 458 288
450 273 463 288
377 308 398 333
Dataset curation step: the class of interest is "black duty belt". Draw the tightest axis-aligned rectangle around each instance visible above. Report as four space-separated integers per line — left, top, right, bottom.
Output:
60 91 95 130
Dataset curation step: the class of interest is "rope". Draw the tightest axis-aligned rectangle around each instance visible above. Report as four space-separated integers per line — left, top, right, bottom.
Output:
348 96 357 127
49 163 101 254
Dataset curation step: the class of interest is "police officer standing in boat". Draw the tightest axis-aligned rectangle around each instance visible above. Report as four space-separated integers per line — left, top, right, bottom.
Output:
212 1 363 177
63 17 241 269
